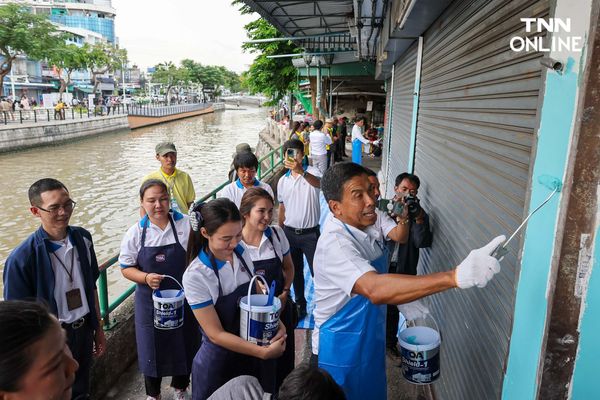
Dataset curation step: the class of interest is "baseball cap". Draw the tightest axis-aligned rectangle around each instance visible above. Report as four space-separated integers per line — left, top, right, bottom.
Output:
155 142 177 156
232 142 255 158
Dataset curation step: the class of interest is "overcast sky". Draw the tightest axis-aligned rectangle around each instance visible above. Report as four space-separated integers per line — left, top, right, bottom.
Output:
112 0 258 73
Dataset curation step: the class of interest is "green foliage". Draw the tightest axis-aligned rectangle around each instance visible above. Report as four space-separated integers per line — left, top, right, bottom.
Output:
85 42 128 94
0 3 65 93
86 42 127 74
181 59 241 92
46 43 88 96
232 1 300 103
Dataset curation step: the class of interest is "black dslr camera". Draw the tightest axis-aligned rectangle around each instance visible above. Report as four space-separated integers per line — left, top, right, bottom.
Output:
403 194 420 217
391 194 421 218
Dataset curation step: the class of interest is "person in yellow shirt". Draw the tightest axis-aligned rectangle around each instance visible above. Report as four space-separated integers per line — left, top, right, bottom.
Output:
324 118 336 168
142 142 196 214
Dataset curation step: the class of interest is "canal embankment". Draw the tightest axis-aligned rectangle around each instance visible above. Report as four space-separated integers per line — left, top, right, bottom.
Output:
0 114 130 154
127 102 223 129
0 102 228 153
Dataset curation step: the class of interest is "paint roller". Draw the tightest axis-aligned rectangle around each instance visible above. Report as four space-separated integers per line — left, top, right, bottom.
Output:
492 175 563 259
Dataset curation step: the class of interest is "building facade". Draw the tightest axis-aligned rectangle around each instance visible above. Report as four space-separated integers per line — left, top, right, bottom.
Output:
1 0 117 101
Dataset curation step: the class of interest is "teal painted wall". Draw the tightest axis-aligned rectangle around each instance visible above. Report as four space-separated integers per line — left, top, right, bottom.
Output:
571 225 600 398
502 60 578 399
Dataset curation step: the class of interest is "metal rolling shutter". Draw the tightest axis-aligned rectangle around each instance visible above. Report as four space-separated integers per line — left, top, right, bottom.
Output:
381 77 392 185
385 41 418 199
413 0 549 398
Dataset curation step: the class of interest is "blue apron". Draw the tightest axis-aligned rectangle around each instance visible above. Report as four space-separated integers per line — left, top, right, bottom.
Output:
251 227 295 391
135 215 200 377
191 249 263 400
318 225 388 400
352 139 363 165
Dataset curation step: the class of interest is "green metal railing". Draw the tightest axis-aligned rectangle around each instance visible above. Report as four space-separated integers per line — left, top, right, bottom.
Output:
97 144 284 330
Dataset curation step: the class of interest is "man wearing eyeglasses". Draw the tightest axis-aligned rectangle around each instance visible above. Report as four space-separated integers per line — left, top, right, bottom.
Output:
3 178 106 400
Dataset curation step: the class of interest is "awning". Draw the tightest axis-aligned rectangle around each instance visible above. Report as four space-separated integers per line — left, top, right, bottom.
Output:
241 0 385 63
74 85 94 94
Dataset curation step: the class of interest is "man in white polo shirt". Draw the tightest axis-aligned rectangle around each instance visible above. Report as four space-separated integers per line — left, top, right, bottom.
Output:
312 163 505 400
277 139 322 319
309 120 332 175
219 151 274 208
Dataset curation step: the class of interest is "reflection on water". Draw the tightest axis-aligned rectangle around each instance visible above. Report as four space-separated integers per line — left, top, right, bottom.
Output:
0 107 267 299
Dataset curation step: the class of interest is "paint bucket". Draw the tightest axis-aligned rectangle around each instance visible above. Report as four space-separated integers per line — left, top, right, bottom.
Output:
152 275 185 330
397 315 441 384
239 275 281 346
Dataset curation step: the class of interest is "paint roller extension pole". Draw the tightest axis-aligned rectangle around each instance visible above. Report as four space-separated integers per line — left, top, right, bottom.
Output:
492 175 562 259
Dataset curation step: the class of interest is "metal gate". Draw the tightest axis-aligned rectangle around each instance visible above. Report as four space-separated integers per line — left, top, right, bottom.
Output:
409 0 548 398
385 41 418 199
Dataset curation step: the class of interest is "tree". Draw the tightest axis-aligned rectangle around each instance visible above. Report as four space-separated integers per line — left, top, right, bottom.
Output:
47 43 88 100
180 59 241 98
234 1 300 103
151 61 190 104
86 42 127 96
0 3 65 96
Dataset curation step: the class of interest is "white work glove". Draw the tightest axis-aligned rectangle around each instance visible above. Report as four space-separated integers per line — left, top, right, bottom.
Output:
397 300 429 321
455 235 505 289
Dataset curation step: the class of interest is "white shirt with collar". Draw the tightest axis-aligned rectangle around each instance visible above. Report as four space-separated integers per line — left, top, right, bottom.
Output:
119 210 190 268
48 236 92 323
312 213 384 354
351 124 369 144
277 165 322 229
309 130 332 156
219 178 274 208
183 243 255 309
374 209 397 242
243 226 290 262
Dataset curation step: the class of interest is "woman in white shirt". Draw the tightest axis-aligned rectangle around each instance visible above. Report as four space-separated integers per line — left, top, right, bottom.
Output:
119 179 200 400
183 198 286 400
239 187 295 391
351 117 374 165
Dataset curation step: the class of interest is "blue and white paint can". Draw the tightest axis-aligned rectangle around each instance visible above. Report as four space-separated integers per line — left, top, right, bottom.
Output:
398 325 441 384
239 275 281 346
152 275 185 330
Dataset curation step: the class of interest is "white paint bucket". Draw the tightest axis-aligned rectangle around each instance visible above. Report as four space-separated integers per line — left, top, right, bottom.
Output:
398 316 441 385
152 275 185 330
239 275 281 346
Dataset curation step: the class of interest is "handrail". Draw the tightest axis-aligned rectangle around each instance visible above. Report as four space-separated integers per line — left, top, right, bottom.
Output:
97 144 284 330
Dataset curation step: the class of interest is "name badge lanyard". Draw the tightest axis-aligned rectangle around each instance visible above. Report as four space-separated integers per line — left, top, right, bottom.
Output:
52 246 83 311
160 170 180 212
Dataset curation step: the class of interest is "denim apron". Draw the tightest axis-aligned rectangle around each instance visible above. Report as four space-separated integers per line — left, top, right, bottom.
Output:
135 215 199 377
250 227 295 391
318 224 388 400
191 249 262 400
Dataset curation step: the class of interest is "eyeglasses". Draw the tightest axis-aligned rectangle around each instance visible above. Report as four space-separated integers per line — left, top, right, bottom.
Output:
37 200 77 215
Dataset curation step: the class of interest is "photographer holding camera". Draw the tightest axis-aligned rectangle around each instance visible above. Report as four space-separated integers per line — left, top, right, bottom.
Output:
386 172 433 352
389 173 433 275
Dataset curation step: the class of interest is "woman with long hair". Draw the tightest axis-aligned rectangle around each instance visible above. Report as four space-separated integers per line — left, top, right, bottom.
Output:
0 300 79 400
289 121 302 140
239 187 295 390
119 179 199 400
183 198 286 400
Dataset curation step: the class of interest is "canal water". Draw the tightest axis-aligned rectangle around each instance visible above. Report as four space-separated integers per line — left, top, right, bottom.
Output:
0 107 267 299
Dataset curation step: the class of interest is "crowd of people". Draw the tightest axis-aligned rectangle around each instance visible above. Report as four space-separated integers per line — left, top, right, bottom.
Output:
1 122 504 400
0 94 127 122
0 95 38 121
